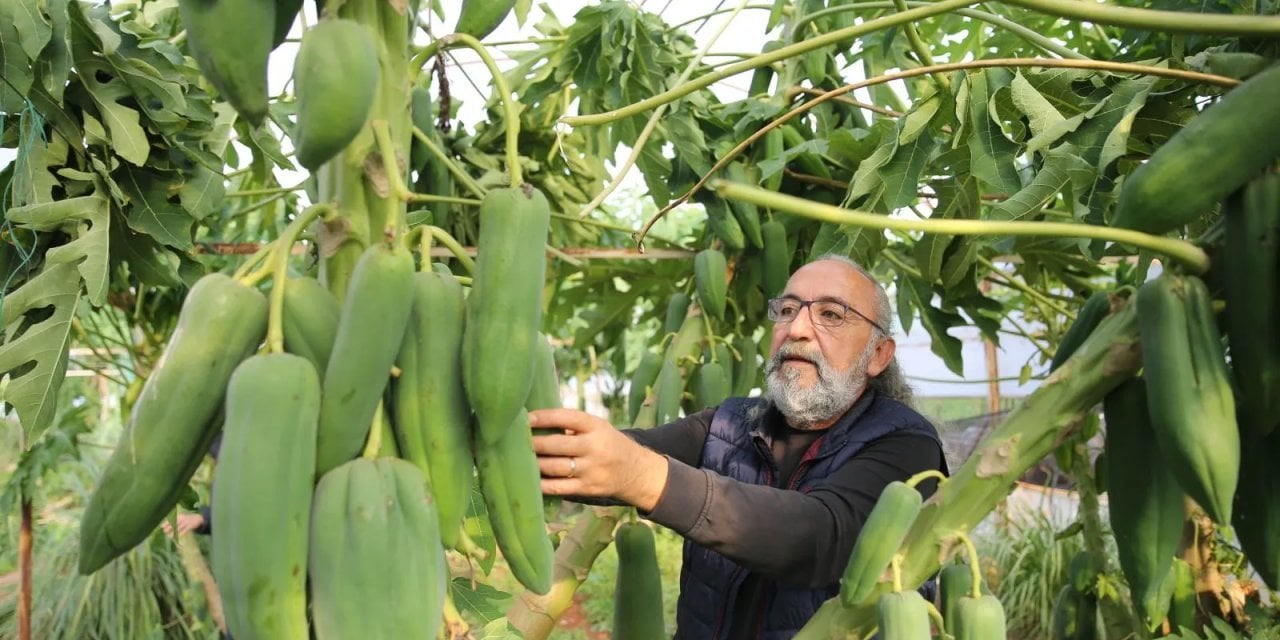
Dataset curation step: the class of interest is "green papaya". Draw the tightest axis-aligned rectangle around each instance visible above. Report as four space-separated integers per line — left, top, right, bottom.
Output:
309 458 447 639
212 353 318 640
293 19 379 171
1051 585 1097 640
391 270 472 549
840 481 923 605
1103 377 1182 627
463 186 552 446
761 219 790 298
316 242 415 476
628 351 663 426
526 336 562 412
1233 428 1280 590
690 361 729 410
877 590 932 640
703 196 746 252
694 249 728 322
612 521 666 640
731 334 760 397
939 560 989 633
1137 273 1239 524
953 594 1007 640
281 276 340 375
454 0 515 40
1168 558 1197 633
725 162 764 249
79 274 267 575
663 292 691 337
177 0 273 125
1112 64 1280 234
1051 291 1111 372
475 409 554 594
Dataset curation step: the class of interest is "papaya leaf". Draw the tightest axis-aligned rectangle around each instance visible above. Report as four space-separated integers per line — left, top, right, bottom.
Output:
990 146 1092 221
450 578 513 626
69 23 149 167
118 166 196 250
914 234 949 285
1012 71 1084 157
7 194 110 306
0 261 81 440
966 70 1022 195
901 274 965 375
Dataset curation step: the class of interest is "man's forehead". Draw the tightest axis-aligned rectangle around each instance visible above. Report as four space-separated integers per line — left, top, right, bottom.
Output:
784 260 865 300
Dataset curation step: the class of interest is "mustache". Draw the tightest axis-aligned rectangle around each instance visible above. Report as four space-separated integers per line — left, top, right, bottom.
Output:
767 342 826 372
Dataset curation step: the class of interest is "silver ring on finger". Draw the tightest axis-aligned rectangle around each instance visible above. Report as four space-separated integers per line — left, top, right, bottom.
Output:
567 457 577 478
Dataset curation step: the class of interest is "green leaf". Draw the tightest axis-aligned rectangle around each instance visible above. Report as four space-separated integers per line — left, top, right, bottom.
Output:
449 578 513 626
0 17 32 111
109 219 183 288
118 167 196 250
0 261 81 440
898 91 942 146
901 274 965 375
10 130 67 206
179 166 225 221
7 195 110 306
914 235 949 285
965 70 1022 195
990 146 1092 221
71 47 150 166
1012 71 1083 157
35 0 72 103
10 0 50 60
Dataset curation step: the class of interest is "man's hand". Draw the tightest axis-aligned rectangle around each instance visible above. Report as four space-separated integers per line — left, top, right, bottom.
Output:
528 408 669 512
161 512 205 537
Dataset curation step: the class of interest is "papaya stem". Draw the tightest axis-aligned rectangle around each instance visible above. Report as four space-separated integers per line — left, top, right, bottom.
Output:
233 242 275 279
225 183 307 198
575 0 750 218
891 554 904 593
669 3 776 30
977 255 1075 319
425 225 476 274
437 33 522 187
560 0 978 127
635 57 1239 247
371 119 408 236
955 530 983 598
361 401 385 459
905 469 948 488
265 204 335 353
405 192 483 206
410 125 487 198
792 2 1086 59
924 600 949 638
889 0 950 92
712 181 1212 274
545 244 584 268
1001 0 1280 36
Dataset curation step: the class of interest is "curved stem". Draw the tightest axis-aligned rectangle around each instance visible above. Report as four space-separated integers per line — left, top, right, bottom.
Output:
266 204 335 353
713 181 1211 274
1001 0 1280 36
439 33 522 186
977 255 1074 319
225 183 306 198
576 0 750 218
371 119 408 236
636 57 1237 248
561 0 979 127
426 225 476 274
891 554 904 593
405 192 483 206
549 212 685 248
925 601 949 638
890 0 950 92
233 242 275 279
906 469 948 488
410 125 487 199
669 3 777 30
361 401 385 458
794 1 1086 59
225 191 292 219
955 530 983 598
546 244 584 268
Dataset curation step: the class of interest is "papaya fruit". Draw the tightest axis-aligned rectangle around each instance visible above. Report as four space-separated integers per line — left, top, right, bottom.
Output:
463 186 552 446
747 40 784 96
877 590 932 640
694 248 728 322
526 335 562 412
953 594 1007 640
281 276 340 375
391 270 472 549
293 19 379 171
702 196 746 252
316 242 415 476
690 361 729 410
454 0 515 40
79 274 267 575
761 219 790 298
761 127 785 191
177 0 273 126
628 351 663 426
1167 558 1197 633
1051 291 1110 373
1222 172 1280 438
725 162 764 249
840 481 923 605
211 353 318 640
474 409 555 594
309 458 447 640
635 310 706 429
730 334 760 397
662 292 691 337
1103 377 1182 627
1232 428 1280 590
612 521 666 640
1051 585 1097 640
1111 64 1280 234
1137 273 1239 524
939 560 989 634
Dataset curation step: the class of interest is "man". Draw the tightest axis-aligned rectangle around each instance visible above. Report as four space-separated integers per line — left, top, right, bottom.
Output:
529 256 947 639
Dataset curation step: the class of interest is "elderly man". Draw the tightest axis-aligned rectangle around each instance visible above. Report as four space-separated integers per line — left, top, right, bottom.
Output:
529 255 947 639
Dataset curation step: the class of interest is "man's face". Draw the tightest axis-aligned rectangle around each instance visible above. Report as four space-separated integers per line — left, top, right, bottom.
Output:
764 260 892 427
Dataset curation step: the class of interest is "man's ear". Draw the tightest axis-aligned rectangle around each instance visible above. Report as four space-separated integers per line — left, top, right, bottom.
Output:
867 335 896 378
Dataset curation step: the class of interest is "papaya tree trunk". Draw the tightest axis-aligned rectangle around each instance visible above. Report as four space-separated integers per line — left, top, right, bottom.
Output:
506 506 624 640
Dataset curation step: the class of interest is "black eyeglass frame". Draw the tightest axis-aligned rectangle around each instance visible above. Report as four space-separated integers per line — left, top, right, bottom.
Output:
766 296 889 334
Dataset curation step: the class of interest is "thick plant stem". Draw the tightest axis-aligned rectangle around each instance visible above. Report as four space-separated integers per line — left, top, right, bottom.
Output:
713 182 1211 274
795 298 1143 638
506 506 625 640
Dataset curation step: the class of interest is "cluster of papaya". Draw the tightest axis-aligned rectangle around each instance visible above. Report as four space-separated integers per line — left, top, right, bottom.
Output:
1045 64 1280 637
77 179 562 639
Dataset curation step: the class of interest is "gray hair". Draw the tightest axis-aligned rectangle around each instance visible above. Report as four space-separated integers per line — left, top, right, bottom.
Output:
807 254 915 407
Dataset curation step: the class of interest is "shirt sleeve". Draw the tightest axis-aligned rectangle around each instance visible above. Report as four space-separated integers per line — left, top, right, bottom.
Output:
644 431 945 588
624 407 715 467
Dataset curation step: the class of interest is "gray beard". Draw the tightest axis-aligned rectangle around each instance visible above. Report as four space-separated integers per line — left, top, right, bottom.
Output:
763 340 876 430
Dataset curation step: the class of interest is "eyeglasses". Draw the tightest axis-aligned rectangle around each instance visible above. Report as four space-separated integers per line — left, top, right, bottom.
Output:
766 297 888 333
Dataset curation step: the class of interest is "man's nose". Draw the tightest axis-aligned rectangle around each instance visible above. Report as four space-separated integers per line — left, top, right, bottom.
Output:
785 305 818 340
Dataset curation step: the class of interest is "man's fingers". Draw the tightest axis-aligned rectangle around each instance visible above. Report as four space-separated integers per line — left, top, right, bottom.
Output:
530 432 589 457
528 408 604 434
536 456 579 479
